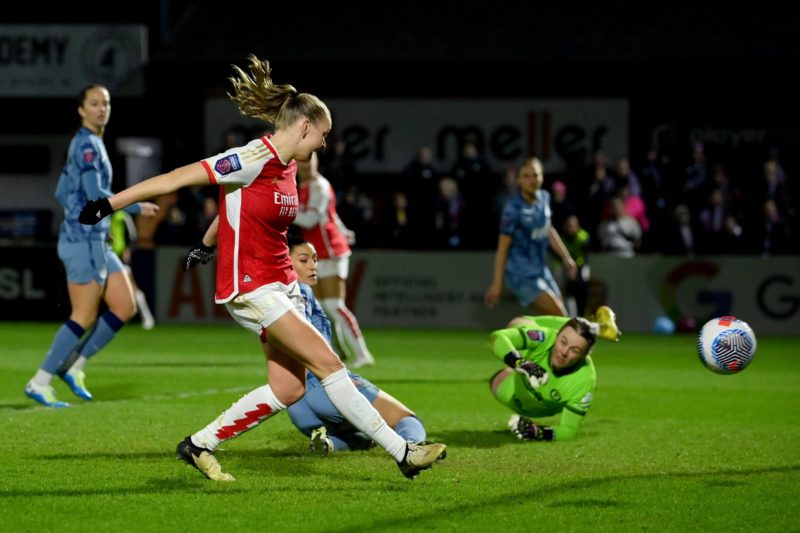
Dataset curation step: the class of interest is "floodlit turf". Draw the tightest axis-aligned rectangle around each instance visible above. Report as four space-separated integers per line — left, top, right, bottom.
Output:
2 322 799 532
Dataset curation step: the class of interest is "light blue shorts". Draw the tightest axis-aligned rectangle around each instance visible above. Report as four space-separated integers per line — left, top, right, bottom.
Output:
505 267 562 307
57 239 124 284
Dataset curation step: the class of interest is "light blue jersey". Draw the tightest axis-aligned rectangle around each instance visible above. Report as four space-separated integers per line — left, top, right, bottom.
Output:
299 283 332 344
55 127 140 243
54 127 137 284
499 190 561 306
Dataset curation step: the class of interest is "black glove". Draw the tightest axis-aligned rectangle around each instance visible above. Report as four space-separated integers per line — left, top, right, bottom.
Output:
503 351 549 389
184 242 216 271
508 415 555 441
79 198 113 225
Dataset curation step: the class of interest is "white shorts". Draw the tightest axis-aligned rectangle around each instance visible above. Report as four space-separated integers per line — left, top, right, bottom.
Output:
317 255 350 280
225 281 305 337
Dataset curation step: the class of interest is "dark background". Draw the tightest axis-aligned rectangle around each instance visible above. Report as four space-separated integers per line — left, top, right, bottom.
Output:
4 3 798 148
3 2 798 248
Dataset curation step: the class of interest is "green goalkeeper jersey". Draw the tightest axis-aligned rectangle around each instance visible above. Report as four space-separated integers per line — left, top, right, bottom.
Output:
489 316 596 440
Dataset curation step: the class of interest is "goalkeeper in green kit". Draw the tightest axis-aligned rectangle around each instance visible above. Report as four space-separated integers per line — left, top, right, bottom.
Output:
488 306 620 442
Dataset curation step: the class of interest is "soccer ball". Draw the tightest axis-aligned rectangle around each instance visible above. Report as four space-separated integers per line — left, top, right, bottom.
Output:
696 316 757 374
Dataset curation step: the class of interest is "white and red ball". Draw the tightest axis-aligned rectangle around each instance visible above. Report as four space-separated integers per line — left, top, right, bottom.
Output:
697 316 757 374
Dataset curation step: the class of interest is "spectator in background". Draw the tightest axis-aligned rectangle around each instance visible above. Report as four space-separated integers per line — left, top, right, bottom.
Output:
402 146 439 248
433 176 466 249
493 165 518 222
661 204 697 256
451 140 492 194
766 147 787 187
683 142 708 209
760 159 793 219
587 150 612 181
578 149 613 202
707 165 743 219
638 147 672 246
318 138 357 196
584 165 616 241
613 157 642 198
756 199 793 256
619 181 649 235
698 188 727 253
381 190 418 249
720 215 747 254
198 195 219 239
451 141 493 247
153 189 200 245
403 146 438 189
337 184 374 248
597 196 642 257
561 215 590 317
549 180 574 236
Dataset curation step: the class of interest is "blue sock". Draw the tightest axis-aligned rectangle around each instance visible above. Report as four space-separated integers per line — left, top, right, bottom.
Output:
41 320 85 374
78 311 125 359
395 416 427 443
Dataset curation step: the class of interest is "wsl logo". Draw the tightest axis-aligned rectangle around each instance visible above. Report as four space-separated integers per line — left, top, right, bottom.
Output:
214 154 242 176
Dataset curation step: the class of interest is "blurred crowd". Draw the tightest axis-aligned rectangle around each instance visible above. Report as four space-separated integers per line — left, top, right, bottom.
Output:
139 129 797 257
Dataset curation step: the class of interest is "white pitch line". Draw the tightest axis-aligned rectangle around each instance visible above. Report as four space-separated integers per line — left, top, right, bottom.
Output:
6 384 261 415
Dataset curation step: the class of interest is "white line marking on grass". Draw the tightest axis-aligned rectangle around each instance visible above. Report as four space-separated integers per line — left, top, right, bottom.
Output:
7 385 260 415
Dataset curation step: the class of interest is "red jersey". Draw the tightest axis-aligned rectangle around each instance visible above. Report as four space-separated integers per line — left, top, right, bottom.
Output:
201 137 298 303
294 173 351 260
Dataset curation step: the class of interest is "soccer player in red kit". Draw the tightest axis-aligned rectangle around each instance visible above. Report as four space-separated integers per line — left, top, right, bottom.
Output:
294 152 375 368
79 55 445 481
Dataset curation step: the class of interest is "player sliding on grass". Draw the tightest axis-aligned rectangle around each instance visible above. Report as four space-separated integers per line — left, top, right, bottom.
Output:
79 55 446 481
488 307 619 441
186 233 431 455
285 238 428 454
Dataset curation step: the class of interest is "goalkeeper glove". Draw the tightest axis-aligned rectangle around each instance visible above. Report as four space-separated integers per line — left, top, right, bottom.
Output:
184 242 216 271
503 350 549 389
508 415 555 441
79 198 113 225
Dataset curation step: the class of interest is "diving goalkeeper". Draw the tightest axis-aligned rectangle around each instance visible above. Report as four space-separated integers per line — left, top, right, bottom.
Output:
488 308 619 442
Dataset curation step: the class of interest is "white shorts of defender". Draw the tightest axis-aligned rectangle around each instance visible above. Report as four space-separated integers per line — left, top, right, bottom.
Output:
225 281 305 335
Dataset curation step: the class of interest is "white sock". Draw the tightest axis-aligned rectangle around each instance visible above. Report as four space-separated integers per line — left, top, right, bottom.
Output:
320 368 406 461
70 356 88 372
135 289 155 329
192 385 286 452
31 369 53 387
321 298 374 364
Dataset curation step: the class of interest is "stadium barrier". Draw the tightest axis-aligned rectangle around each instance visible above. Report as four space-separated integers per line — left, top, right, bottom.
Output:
152 247 798 335
2 244 797 335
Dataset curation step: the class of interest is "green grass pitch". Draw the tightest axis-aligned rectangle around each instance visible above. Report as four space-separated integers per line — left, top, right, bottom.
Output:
2 322 799 532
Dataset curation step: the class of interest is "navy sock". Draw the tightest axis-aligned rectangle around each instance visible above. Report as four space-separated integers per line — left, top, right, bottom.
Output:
78 311 125 359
